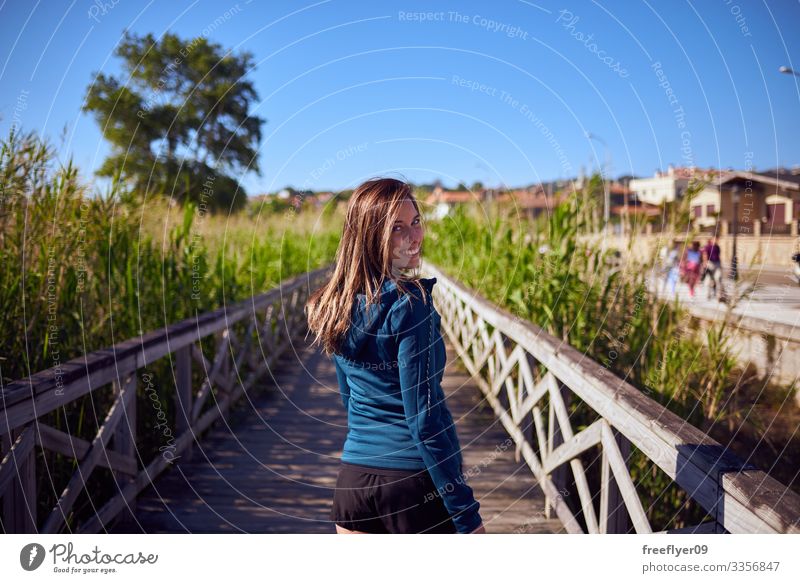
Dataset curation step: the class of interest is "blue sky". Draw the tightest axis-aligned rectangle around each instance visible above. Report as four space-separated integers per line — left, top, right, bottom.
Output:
1 0 798 195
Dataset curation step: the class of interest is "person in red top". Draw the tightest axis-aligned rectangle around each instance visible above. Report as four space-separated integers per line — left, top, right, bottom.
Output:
681 241 703 297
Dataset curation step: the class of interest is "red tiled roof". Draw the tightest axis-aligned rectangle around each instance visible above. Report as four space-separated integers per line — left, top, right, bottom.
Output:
427 189 475 204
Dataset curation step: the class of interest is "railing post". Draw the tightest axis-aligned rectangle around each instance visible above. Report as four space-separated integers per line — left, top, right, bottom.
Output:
219 330 232 423
526 352 539 464
112 373 138 526
1 425 37 533
175 346 194 462
599 425 631 533
544 379 570 520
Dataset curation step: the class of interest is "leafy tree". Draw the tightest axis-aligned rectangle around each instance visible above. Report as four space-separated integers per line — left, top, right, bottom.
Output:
83 31 265 211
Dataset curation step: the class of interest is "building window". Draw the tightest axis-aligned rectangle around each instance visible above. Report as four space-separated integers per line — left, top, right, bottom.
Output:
693 206 702 218
706 204 715 216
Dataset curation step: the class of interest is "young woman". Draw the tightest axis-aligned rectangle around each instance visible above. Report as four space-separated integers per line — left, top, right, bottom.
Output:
305 177 485 534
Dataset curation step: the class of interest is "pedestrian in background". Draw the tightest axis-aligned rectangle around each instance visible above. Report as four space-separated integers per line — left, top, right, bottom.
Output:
663 240 682 296
681 241 703 298
702 236 723 300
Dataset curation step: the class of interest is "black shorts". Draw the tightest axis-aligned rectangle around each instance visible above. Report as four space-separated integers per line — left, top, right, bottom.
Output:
329 461 457 533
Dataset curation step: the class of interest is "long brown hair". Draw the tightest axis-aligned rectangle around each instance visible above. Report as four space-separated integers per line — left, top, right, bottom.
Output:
305 177 429 356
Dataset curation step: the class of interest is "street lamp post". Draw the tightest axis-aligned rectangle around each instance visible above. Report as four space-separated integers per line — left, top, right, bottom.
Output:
730 184 741 281
586 132 611 235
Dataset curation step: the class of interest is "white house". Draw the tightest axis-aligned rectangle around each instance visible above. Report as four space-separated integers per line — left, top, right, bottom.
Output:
629 165 696 205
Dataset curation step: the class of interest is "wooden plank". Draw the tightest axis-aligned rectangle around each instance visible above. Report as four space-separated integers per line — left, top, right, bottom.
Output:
599 421 631 534
232 321 255 374
547 376 599 534
531 405 548 463
719 471 800 534
35 423 136 476
111 374 138 526
542 418 603 475
716 472 800 534
544 376 562 520
191 342 211 371
0 353 137 438
490 341 521 398
41 380 136 533
0 425 37 533
19 429 37 533
0 425 35 498
218 330 233 423
601 421 651 533
175 346 193 462
191 331 230 422
519 378 549 422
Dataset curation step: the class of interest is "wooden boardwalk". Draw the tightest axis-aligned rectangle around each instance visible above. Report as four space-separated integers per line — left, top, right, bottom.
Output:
111 334 564 534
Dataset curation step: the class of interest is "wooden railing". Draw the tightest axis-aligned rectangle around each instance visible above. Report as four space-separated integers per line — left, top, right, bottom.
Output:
0 265 333 533
5 260 798 534
421 261 800 534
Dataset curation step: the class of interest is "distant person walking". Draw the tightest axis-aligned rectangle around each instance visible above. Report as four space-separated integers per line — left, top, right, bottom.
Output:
702 236 723 300
681 241 703 298
662 241 682 296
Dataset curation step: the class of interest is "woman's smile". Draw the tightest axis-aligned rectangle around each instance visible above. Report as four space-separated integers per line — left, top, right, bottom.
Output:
391 198 423 269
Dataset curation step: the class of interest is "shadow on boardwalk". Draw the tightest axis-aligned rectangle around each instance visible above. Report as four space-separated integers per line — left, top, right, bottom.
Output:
111 334 564 533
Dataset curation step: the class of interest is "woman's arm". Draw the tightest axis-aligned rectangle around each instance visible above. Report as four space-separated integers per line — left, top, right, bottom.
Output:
332 356 351 410
391 293 483 534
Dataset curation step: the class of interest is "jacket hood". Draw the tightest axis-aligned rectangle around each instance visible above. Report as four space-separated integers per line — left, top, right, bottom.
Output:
338 276 437 359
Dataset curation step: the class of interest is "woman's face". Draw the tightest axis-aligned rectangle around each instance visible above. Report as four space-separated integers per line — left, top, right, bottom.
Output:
390 198 423 272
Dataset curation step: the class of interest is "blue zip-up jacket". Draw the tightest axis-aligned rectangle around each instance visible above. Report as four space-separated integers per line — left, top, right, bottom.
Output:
331 276 482 533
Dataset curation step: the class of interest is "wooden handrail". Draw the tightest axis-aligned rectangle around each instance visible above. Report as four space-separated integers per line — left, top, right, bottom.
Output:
421 260 800 534
0 265 331 426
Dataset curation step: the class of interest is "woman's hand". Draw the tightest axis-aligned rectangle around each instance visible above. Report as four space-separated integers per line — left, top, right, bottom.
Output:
470 523 486 534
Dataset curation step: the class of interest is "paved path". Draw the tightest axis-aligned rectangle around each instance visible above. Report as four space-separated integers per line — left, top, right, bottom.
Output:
646 270 800 332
